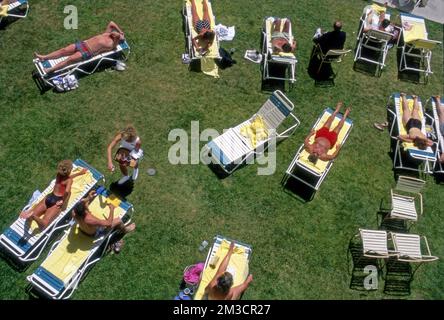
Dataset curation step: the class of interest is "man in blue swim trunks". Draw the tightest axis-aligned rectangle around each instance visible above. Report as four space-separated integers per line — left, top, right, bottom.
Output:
34 21 125 74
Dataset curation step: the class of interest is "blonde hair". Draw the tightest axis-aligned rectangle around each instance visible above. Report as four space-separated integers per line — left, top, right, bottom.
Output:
57 160 73 177
121 125 137 142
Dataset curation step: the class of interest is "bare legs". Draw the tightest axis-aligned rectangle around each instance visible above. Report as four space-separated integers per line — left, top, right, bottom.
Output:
202 0 211 23
34 43 77 61
401 93 421 127
191 0 211 28
435 95 444 125
190 0 200 28
322 101 351 133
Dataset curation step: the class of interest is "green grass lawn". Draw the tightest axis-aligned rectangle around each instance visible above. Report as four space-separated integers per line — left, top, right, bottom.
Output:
0 0 443 299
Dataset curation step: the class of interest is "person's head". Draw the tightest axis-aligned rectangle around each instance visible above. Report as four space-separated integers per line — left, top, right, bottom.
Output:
282 42 293 53
73 202 87 219
57 160 73 178
381 19 391 29
110 31 123 42
308 153 319 165
216 272 233 294
202 30 215 42
333 21 343 32
121 125 137 142
413 137 429 150
309 142 328 164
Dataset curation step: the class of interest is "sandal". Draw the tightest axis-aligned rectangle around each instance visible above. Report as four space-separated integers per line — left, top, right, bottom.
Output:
374 121 389 131
113 240 125 254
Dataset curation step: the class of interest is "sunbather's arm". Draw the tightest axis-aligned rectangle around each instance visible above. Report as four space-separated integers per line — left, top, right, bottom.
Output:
207 242 235 289
84 204 114 228
107 133 122 171
304 130 315 151
69 168 88 179
398 134 413 143
106 21 124 35
227 274 253 300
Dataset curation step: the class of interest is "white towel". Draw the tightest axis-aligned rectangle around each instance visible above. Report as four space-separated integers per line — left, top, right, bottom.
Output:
216 24 235 41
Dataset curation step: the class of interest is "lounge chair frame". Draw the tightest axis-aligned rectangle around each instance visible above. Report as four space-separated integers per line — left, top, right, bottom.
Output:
204 90 300 174
0 159 104 268
0 0 29 24
311 43 351 75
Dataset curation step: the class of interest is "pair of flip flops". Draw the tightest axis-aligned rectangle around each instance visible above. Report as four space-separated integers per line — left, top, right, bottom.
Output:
109 239 124 254
374 121 389 131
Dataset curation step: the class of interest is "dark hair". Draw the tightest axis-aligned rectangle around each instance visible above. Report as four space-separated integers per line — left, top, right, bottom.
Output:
308 154 319 164
282 42 292 53
381 19 390 29
203 30 215 41
333 21 342 32
74 202 87 218
414 137 428 150
216 272 233 294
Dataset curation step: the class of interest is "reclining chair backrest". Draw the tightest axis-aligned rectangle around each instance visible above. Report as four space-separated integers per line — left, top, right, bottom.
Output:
408 38 441 50
395 176 425 194
366 29 394 43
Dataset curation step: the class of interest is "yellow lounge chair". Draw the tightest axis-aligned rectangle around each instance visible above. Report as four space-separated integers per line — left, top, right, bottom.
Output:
27 187 133 299
0 159 103 269
194 235 252 300
283 108 353 200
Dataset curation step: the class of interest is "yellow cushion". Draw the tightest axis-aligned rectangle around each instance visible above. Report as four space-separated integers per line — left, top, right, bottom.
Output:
403 21 427 43
396 96 424 150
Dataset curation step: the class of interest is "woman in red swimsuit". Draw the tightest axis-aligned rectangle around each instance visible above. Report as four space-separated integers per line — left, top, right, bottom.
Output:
304 102 351 164
20 160 88 231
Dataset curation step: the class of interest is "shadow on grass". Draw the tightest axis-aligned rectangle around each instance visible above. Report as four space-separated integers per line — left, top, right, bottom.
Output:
109 179 134 200
0 16 21 30
384 258 412 296
281 175 316 203
348 240 380 292
396 47 424 84
307 55 336 87
261 63 289 92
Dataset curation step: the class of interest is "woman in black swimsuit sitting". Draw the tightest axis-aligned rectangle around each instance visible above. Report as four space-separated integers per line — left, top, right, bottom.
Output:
398 93 434 150
190 0 215 55
20 160 88 231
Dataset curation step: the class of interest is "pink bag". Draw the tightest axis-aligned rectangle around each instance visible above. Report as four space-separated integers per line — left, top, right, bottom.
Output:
183 262 204 285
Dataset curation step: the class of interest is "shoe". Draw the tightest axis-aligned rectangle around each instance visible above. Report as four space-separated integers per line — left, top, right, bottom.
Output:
113 240 124 254
374 121 389 131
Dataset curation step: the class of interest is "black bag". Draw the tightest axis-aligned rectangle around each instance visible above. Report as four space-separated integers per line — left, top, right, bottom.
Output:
216 48 236 69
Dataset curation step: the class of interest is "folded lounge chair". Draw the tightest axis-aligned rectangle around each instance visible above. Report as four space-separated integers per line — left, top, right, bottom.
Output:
27 187 133 299
0 159 103 268
425 96 444 173
182 0 220 61
204 90 300 174
387 93 437 174
398 13 441 83
194 235 252 300
32 39 130 93
261 17 297 86
283 107 353 199
0 0 29 24
354 5 396 77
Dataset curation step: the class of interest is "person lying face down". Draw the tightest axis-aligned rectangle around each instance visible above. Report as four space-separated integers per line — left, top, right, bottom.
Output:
304 102 351 164
34 21 125 74
190 0 215 55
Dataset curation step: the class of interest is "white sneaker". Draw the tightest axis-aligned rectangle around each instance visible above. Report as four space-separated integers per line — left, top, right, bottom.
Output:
313 28 322 39
118 175 130 185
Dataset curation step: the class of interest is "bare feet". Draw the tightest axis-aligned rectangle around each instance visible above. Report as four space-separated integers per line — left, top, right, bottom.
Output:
335 101 344 113
344 107 351 118
123 222 136 234
34 52 46 60
19 209 34 219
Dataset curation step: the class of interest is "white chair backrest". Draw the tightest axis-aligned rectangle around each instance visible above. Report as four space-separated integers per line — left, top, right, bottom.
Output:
258 90 293 130
360 229 389 257
395 176 426 194
391 233 423 260
324 49 351 62
366 29 393 42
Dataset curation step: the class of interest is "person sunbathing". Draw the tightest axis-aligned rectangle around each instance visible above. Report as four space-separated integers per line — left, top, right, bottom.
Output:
72 191 136 237
204 242 253 300
271 18 296 54
20 160 88 231
304 102 351 164
34 21 125 74
107 125 143 185
397 93 433 150
433 95 444 163
190 0 215 55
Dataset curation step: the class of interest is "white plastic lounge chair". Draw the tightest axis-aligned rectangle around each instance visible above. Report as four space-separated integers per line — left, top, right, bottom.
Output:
0 159 104 268
390 232 438 263
386 176 425 224
387 93 437 174
194 235 252 300
399 13 441 83
0 0 29 23
27 187 134 299
204 90 300 174
283 107 353 199
354 5 395 77
182 0 220 61
425 96 444 174
261 17 297 85
32 39 130 92
358 229 396 259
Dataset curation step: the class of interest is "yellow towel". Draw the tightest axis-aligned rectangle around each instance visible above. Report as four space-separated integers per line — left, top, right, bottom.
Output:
195 240 249 300
397 96 424 150
0 5 8 16
41 192 126 284
371 3 387 13
201 57 219 78
240 116 269 148
28 169 95 233
403 21 427 43
298 111 351 174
